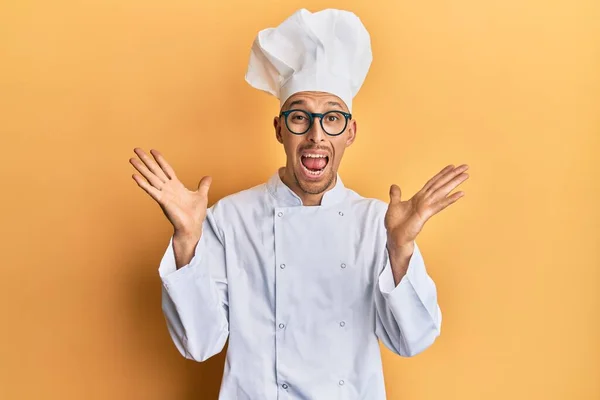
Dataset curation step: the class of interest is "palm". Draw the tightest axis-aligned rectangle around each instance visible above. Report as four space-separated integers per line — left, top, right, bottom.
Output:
385 197 428 247
156 178 209 234
385 164 470 248
130 148 212 237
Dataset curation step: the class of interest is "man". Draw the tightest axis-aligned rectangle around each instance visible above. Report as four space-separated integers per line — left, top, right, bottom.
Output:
130 8 469 399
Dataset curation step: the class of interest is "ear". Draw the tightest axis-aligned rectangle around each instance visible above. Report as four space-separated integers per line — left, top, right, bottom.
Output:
345 119 357 147
274 116 283 144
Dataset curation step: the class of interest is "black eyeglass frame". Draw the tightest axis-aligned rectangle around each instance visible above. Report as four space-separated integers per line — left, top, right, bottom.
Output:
279 109 352 136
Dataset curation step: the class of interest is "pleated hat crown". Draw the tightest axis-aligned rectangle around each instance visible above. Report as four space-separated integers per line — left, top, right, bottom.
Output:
245 8 373 112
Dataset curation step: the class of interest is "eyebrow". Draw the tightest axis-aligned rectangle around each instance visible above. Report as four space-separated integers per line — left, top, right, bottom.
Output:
287 99 306 108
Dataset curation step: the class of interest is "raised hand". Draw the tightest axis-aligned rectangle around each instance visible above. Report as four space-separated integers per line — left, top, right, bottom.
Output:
385 164 469 250
129 148 212 239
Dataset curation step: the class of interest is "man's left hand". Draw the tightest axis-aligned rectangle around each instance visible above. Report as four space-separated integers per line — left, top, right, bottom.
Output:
385 164 470 256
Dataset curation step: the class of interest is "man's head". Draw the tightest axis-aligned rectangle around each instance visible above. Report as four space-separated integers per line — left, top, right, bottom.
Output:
274 91 356 197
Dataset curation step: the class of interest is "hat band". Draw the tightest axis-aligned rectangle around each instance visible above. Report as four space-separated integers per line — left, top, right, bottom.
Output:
279 71 353 112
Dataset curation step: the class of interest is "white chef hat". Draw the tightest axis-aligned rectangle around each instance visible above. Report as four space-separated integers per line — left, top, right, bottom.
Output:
245 8 372 112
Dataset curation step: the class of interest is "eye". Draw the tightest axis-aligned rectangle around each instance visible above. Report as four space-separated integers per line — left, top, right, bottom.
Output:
326 115 339 122
288 110 310 122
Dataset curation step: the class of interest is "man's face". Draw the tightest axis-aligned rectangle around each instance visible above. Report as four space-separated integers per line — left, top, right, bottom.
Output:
274 91 357 196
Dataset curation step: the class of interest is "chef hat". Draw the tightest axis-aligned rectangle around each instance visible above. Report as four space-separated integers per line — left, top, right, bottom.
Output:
245 8 372 112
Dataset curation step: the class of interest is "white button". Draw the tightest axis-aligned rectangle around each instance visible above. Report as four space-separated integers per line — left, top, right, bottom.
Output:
278 212 284 217
282 383 289 389
341 263 346 269
279 323 285 329
280 264 286 269
339 211 344 216
339 380 345 386
340 321 345 327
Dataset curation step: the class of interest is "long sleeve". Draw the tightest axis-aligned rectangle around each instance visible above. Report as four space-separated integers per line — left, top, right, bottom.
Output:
374 241 442 357
158 206 229 362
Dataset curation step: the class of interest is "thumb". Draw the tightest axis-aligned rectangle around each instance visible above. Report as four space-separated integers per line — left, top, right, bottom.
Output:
389 184 402 204
197 176 212 198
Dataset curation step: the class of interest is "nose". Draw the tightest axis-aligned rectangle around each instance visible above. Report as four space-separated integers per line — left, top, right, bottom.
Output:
306 116 326 143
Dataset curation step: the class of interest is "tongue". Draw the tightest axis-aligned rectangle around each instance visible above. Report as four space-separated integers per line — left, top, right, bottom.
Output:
302 157 327 171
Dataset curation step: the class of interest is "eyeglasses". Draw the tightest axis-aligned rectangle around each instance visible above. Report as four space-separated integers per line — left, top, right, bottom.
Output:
279 109 352 136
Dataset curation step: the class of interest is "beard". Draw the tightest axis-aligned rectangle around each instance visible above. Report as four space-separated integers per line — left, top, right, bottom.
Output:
293 165 336 195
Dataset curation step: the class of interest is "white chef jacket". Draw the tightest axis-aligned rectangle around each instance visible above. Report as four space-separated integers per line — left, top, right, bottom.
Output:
158 169 442 399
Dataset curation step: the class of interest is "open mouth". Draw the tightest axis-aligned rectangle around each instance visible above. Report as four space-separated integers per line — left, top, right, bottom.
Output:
300 153 329 177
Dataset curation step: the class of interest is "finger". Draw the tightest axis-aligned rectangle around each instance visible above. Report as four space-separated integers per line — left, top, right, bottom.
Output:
197 176 212 198
431 173 469 201
422 165 454 192
150 149 178 180
134 148 169 183
435 191 465 213
132 174 162 202
129 157 165 189
389 184 402 204
426 164 469 195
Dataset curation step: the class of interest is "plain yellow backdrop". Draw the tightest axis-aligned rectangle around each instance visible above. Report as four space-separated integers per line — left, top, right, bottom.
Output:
1 0 598 399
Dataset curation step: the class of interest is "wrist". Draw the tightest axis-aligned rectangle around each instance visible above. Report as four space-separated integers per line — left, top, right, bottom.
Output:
387 240 415 258
386 240 414 286
173 229 202 243
172 230 202 270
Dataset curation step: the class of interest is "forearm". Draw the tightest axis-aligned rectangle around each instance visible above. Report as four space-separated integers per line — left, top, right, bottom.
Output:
161 263 229 362
376 241 442 356
159 225 230 362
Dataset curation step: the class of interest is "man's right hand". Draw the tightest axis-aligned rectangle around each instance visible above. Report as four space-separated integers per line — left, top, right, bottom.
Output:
130 148 212 267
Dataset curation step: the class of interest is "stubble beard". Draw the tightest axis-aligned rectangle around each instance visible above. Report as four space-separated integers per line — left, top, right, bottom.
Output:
293 166 336 195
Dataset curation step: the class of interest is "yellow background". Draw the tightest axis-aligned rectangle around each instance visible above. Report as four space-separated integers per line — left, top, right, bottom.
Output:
1 0 598 399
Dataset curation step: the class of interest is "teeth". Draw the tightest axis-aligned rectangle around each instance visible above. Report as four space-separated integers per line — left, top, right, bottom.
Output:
303 165 324 175
302 166 324 176
302 154 327 158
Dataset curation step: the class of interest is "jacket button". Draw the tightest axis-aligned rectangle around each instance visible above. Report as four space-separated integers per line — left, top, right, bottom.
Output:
279 323 285 329
278 212 283 217
339 211 344 216
282 383 289 389
339 380 345 386
280 264 286 269
341 263 346 269
339 321 345 327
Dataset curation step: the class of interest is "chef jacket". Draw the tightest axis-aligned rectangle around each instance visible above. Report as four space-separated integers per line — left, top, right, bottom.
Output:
158 169 442 399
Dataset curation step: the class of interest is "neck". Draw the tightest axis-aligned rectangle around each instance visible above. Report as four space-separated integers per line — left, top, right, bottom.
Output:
279 167 335 206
